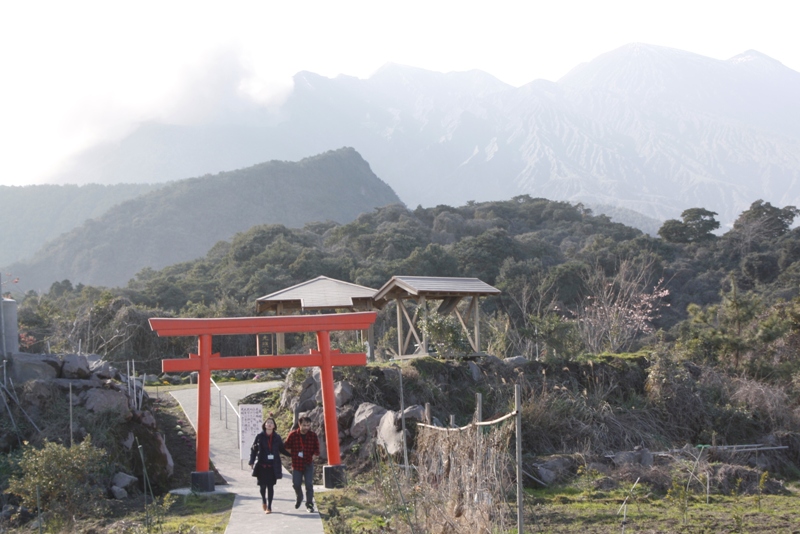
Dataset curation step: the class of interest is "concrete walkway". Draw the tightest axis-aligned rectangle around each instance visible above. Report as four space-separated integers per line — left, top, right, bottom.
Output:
170 382 325 534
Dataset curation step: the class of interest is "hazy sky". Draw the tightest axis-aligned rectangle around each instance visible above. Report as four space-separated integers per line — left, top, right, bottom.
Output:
1 0 797 187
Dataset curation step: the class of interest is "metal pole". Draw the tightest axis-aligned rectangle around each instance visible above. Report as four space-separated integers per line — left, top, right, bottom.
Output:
69 383 73 447
87 307 91 354
516 384 524 534
0 273 6 358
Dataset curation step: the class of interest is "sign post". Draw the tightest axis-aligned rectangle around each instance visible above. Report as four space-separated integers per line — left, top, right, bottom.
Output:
239 404 263 465
150 312 376 492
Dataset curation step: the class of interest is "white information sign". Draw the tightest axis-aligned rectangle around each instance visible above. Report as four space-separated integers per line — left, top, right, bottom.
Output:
239 404 263 461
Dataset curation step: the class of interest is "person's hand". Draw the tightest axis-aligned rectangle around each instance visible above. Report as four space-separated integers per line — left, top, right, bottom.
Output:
248 463 253 467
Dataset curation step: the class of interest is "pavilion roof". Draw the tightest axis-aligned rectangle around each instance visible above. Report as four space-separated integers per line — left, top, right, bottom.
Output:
255 276 377 313
373 276 500 306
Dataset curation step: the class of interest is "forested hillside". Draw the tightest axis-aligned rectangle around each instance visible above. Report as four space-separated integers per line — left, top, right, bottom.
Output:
5 148 400 290
14 195 800 381
0 183 162 266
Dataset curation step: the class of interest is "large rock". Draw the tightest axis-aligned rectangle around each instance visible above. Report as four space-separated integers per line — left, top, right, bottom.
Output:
155 433 174 477
335 381 354 407
89 359 117 380
112 472 138 490
376 410 407 456
111 486 128 500
402 404 426 422
282 367 321 412
503 356 529 367
61 354 91 379
338 405 356 432
467 361 484 382
19 379 55 411
81 388 131 419
8 354 61 383
350 402 388 440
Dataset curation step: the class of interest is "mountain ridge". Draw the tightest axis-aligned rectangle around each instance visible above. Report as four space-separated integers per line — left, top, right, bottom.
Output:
44 43 800 226
6 148 400 290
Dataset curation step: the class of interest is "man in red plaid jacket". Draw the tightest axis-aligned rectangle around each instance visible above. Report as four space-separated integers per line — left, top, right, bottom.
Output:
284 416 320 512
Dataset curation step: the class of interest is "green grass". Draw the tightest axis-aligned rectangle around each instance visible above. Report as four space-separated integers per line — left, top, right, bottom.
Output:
157 493 235 533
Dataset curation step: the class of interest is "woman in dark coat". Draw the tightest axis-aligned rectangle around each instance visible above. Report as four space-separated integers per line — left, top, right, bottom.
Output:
248 417 289 513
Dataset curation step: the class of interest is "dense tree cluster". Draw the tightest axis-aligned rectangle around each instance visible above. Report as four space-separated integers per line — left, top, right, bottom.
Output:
11 197 800 383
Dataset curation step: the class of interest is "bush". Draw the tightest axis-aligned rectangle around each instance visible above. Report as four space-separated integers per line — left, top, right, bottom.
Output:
8 437 110 521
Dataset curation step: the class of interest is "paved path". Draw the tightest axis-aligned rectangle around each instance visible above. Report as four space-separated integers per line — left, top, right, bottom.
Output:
170 382 325 534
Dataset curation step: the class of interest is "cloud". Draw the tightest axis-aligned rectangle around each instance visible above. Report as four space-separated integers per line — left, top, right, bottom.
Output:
154 47 294 126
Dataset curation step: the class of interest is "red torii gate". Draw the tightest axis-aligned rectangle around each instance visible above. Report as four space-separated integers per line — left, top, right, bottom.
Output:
149 311 377 491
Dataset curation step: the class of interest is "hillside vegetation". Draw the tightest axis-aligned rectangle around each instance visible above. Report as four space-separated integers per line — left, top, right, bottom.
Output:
7 194 800 531
5 148 400 290
0 183 162 266
11 195 800 375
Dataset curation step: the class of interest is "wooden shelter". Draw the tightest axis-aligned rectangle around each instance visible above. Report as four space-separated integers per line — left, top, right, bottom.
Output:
373 276 500 358
255 276 377 357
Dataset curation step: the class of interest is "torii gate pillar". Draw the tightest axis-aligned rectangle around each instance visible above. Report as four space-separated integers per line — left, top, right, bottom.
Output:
150 312 376 492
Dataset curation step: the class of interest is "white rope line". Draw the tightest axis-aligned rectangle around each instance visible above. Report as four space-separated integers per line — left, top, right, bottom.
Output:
416 410 518 431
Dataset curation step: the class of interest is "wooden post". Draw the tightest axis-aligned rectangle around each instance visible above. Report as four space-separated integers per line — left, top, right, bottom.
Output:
516 384 523 533
420 295 428 354
476 392 482 501
425 402 431 425
449 414 455 427
396 297 404 357
276 303 285 354
473 296 480 353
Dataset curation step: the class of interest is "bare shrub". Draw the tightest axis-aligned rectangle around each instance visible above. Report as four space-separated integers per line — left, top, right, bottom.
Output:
730 378 796 430
522 378 666 454
415 421 515 533
709 464 783 495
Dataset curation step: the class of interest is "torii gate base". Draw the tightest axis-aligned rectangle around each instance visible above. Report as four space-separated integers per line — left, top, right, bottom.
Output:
150 312 377 492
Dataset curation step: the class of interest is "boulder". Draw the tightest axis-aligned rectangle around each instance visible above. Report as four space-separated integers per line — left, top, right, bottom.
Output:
296 368 322 412
61 354 91 379
350 402 388 440
53 377 103 393
112 472 138 490
111 485 128 499
613 451 639 466
503 356 529 367
155 433 174 477
122 432 135 450
19 379 55 411
136 410 157 429
402 404 426 422
81 388 131 419
537 466 558 484
89 359 117 380
640 448 654 468
8 354 61 383
376 410 406 455
337 405 356 431
467 361 483 382
335 381 354 407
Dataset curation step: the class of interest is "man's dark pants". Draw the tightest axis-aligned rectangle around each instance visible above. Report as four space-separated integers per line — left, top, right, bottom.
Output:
293 464 314 505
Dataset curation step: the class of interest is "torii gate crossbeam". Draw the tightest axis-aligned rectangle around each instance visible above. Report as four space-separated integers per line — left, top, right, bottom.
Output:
150 311 376 491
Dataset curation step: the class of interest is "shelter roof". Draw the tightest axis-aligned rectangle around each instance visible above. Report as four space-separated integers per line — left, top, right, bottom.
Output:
373 276 500 305
255 276 377 313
